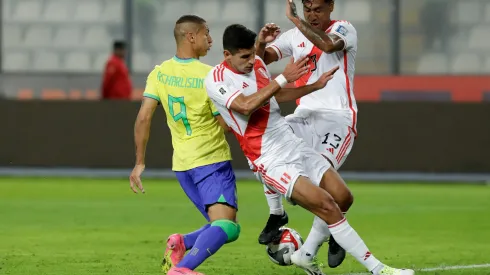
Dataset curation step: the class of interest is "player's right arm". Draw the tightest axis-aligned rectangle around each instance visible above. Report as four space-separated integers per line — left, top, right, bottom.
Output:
274 66 338 103
130 69 159 193
207 57 308 116
286 0 357 54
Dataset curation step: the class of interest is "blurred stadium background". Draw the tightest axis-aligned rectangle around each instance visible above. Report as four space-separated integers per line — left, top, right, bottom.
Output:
1 0 489 180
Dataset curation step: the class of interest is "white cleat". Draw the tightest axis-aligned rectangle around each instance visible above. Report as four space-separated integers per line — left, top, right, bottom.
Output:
290 249 326 275
374 265 415 275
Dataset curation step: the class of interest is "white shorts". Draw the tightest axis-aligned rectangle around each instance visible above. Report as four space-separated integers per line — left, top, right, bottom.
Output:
253 138 331 202
285 111 355 170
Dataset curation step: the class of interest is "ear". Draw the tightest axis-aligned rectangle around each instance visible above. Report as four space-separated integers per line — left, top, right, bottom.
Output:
223 50 232 60
186 32 196 43
329 1 334 12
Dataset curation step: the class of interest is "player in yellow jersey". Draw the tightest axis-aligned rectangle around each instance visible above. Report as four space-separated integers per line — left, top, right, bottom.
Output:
129 15 240 275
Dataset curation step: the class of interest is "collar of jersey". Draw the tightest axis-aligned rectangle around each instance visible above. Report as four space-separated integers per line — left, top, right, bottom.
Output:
173 56 196 64
222 60 246 74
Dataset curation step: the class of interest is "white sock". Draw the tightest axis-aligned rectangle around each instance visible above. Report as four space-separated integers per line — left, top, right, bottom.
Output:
263 184 284 215
328 218 382 272
301 216 331 256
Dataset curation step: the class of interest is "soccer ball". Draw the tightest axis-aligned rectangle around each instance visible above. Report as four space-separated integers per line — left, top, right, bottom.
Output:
266 227 304 266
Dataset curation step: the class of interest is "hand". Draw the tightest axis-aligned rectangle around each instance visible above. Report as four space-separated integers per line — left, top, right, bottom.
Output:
286 0 300 22
311 66 339 89
129 164 145 193
258 23 281 44
282 56 310 83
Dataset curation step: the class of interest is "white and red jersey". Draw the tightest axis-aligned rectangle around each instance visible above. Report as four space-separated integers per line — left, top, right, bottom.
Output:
268 20 358 135
205 57 300 164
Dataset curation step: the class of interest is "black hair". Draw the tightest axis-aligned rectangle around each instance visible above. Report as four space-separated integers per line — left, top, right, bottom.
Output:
222 24 257 54
302 0 333 3
113 40 126 50
175 14 206 25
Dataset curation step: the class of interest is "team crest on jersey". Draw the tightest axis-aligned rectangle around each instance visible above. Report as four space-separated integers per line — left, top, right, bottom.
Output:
336 25 348 36
257 68 269 79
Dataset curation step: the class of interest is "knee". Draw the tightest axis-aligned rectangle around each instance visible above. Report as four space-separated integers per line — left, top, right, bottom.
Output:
211 219 241 243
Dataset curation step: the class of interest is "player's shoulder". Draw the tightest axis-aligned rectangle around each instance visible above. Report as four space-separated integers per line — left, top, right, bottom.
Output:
146 64 162 80
280 27 302 40
192 60 213 72
330 20 357 32
205 63 227 86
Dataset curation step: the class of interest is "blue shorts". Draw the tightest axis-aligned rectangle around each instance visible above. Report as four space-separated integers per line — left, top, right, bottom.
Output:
175 161 237 221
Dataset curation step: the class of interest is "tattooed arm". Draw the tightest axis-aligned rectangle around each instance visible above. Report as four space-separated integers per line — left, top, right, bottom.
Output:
286 0 345 53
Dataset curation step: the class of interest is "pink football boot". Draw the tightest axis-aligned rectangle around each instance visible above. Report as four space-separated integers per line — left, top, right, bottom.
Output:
161 234 186 273
167 267 205 275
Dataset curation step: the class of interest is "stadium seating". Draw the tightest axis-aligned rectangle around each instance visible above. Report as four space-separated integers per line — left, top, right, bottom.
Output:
1 0 489 74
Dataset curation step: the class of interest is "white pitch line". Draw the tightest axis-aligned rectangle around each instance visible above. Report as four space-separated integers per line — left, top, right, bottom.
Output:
340 263 490 275
420 263 490 272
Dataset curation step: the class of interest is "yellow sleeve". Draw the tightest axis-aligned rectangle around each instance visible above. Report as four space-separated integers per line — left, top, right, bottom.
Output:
209 98 220 117
143 68 160 102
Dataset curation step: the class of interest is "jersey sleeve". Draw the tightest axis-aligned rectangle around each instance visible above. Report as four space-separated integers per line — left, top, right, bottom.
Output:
209 98 220 116
330 21 357 51
267 28 295 60
205 69 242 109
142 67 160 102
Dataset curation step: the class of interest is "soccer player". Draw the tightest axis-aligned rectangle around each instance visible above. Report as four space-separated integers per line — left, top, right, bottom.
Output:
205 24 415 275
256 0 360 272
129 15 240 275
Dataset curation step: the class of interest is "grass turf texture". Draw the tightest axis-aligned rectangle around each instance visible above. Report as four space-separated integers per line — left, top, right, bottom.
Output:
1 178 489 275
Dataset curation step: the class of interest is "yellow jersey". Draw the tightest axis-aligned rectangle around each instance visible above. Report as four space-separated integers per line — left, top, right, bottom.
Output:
143 56 232 171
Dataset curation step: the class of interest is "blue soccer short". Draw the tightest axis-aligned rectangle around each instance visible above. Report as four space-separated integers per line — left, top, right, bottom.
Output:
175 161 237 221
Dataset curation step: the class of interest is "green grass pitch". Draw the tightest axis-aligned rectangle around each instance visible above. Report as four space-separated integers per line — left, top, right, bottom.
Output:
1 178 489 275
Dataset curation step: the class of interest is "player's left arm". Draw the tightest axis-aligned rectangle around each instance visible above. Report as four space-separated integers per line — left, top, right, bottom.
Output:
274 66 338 103
286 0 355 53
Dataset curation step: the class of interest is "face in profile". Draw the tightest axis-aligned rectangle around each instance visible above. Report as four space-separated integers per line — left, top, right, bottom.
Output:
224 47 256 74
193 23 213 57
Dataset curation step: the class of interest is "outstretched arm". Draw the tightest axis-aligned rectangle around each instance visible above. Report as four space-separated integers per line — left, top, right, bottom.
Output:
229 57 309 115
274 66 339 103
286 0 345 53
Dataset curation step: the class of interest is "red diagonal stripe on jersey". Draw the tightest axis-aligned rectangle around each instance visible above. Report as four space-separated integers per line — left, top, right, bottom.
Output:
295 46 324 105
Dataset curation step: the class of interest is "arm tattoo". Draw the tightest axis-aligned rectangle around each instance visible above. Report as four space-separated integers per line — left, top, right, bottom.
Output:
289 0 299 18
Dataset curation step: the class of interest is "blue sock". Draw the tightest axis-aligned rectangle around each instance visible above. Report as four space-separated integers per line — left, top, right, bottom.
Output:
177 225 228 270
183 224 210 250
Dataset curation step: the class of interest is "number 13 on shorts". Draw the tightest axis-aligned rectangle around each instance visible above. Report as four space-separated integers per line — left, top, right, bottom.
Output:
319 130 354 170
